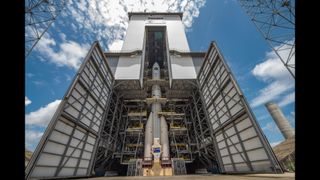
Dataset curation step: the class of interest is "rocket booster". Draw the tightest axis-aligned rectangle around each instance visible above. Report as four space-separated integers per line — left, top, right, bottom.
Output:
144 62 169 161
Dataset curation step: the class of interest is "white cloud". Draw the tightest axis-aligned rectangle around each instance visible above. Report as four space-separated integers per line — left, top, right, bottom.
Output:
54 76 61 84
65 74 72 81
25 130 44 151
31 0 206 67
251 80 294 108
26 73 34 78
32 80 45 86
25 100 61 127
108 39 124 51
59 32 67 41
251 42 295 108
252 55 289 82
25 96 32 106
252 42 294 82
35 33 90 70
262 122 280 134
62 0 206 51
278 92 295 107
270 141 282 147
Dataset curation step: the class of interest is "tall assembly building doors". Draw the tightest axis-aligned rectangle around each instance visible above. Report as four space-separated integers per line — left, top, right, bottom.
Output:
197 42 282 173
25 42 115 179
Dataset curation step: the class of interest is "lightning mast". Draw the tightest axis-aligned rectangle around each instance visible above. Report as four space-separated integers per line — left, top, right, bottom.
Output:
25 0 67 58
238 0 295 78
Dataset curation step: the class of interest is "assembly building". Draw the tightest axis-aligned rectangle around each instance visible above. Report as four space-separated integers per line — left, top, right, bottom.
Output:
25 12 283 179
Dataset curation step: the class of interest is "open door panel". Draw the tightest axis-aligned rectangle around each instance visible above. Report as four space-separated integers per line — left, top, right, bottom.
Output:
197 42 282 173
25 42 114 179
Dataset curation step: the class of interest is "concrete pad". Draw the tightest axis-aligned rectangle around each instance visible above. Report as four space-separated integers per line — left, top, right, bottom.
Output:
73 173 295 180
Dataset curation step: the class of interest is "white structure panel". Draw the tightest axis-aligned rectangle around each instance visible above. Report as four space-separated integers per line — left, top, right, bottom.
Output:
63 157 78 167
166 17 190 51
232 153 245 163
59 168 75 176
239 127 257 140
192 57 205 75
121 20 145 51
37 153 61 166
66 147 79 157
229 144 243 154
220 148 229 156
224 165 234 172
247 148 268 161
226 136 240 146
218 141 226 149
170 55 197 79
235 163 250 171
43 141 66 155
77 168 87 176
236 117 252 131
49 130 70 145
55 120 73 135
243 137 263 150
106 56 119 75
222 156 231 164
31 167 57 177
70 138 84 148
251 161 272 171
114 56 142 80
82 151 92 160
79 160 90 168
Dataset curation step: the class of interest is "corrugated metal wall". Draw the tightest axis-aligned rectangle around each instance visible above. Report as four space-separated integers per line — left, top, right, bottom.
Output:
25 42 114 179
197 42 282 173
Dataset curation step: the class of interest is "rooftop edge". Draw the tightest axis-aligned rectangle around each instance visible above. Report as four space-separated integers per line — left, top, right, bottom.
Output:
128 12 183 20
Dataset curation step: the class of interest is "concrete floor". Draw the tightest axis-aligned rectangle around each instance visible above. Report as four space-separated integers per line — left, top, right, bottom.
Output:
74 173 295 180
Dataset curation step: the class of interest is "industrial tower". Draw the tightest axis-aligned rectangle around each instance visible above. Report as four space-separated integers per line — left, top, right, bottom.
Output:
25 12 283 179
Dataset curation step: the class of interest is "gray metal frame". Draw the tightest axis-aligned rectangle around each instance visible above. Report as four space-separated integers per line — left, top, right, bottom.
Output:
196 42 283 173
238 0 295 78
25 42 115 179
25 0 67 57
188 89 220 172
92 91 129 174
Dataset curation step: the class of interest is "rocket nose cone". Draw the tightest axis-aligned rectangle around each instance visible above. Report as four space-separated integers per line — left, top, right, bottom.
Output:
152 62 161 79
153 62 160 69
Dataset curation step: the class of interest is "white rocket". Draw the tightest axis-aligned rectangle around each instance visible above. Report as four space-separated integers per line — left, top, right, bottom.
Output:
144 62 170 161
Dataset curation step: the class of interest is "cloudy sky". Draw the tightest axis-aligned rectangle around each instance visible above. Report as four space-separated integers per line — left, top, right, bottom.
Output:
25 0 295 151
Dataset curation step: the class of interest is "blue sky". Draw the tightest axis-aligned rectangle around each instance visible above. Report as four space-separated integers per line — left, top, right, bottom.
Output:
25 0 295 151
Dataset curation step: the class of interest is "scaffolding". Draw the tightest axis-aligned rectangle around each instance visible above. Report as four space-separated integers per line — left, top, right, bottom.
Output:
166 102 194 163
120 102 146 164
172 158 187 175
127 159 143 176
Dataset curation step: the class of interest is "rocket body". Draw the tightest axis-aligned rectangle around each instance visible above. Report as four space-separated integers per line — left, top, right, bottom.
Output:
144 62 170 161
